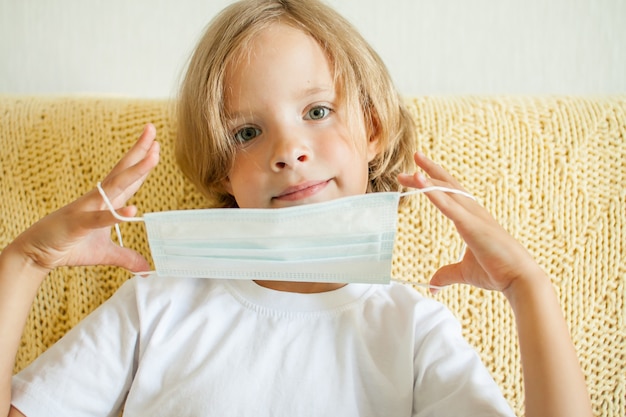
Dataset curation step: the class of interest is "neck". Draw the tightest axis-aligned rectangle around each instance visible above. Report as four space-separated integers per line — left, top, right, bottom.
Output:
254 280 347 294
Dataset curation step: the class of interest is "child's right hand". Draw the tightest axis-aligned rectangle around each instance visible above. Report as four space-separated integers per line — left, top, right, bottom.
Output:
8 124 160 275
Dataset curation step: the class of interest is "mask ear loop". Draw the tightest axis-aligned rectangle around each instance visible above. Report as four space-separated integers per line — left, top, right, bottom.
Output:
391 279 445 290
96 182 144 247
400 185 477 202
96 182 156 277
394 186 479 290
96 182 145 223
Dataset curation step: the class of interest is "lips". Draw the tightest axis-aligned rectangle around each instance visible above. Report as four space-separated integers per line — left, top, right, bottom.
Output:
274 180 330 201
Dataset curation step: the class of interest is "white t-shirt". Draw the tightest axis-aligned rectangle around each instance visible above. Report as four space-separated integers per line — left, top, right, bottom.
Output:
12 277 515 417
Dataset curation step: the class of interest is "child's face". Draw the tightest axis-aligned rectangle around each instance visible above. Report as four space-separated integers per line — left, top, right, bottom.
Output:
223 23 379 209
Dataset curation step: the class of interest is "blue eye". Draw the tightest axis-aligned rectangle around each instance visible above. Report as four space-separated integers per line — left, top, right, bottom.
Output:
306 106 331 120
234 126 261 143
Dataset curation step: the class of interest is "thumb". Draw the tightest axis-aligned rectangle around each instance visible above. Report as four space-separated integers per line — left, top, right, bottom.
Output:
430 263 465 292
107 246 152 274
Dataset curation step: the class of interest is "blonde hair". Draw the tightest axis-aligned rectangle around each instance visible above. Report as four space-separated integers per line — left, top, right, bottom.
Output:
176 0 416 208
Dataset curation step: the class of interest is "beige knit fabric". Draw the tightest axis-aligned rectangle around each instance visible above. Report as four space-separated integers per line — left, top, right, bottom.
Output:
1 96 624 416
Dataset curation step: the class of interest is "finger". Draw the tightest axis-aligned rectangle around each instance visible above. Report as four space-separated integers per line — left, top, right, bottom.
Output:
401 152 491 225
398 170 463 193
399 168 476 223
105 123 158 179
67 209 152 272
64 234 152 272
412 152 467 192
52 206 137 245
398 152 470 202
100 140 160 207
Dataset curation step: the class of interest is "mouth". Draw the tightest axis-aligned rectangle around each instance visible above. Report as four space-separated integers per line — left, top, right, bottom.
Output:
273 180 331 202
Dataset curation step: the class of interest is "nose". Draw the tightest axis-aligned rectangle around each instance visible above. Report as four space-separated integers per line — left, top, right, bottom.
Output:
270 127 311 171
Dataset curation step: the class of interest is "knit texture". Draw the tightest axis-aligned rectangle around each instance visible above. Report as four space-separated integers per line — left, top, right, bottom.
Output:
1 96 624 416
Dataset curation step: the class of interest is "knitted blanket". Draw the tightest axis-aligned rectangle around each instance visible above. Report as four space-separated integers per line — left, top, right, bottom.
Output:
1 96 624 416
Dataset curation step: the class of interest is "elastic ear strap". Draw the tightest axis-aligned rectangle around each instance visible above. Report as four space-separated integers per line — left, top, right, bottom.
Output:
401 186 477 202
97 184 157 276
391 278 444 290
131 271 158 278
97 182 144 248
96 182 145 222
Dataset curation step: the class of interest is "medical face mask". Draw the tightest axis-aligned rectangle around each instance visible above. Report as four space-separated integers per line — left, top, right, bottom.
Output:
98 184 475 286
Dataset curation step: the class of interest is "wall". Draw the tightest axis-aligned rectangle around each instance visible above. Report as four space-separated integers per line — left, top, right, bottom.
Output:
1 0 624 97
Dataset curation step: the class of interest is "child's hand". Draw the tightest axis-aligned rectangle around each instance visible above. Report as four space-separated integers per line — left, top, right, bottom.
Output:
399 153 593 416
9 124 160 275
398 152 543 294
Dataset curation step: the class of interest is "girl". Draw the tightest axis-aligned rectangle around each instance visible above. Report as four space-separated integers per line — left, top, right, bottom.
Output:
1 1 591 416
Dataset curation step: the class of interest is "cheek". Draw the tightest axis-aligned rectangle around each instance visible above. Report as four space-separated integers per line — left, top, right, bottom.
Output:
226 153 253 192
229 146 261 175
325 135 371 192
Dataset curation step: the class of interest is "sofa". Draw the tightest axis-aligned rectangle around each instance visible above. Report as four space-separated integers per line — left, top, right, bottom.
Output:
1 95 624 416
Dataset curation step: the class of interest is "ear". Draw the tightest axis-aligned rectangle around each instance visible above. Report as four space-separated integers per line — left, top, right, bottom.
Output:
222 176 233 195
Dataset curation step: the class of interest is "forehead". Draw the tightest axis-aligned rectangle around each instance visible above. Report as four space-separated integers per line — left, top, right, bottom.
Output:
224 23 336 112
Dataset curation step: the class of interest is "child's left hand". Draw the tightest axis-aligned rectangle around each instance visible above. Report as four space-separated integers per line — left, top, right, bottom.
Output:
397 152 544 294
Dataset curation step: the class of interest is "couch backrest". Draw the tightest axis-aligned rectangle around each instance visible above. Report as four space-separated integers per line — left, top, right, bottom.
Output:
1 96 624 416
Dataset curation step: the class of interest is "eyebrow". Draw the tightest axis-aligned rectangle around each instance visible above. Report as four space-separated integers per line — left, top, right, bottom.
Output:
299 85 334 99
225 84 336 124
